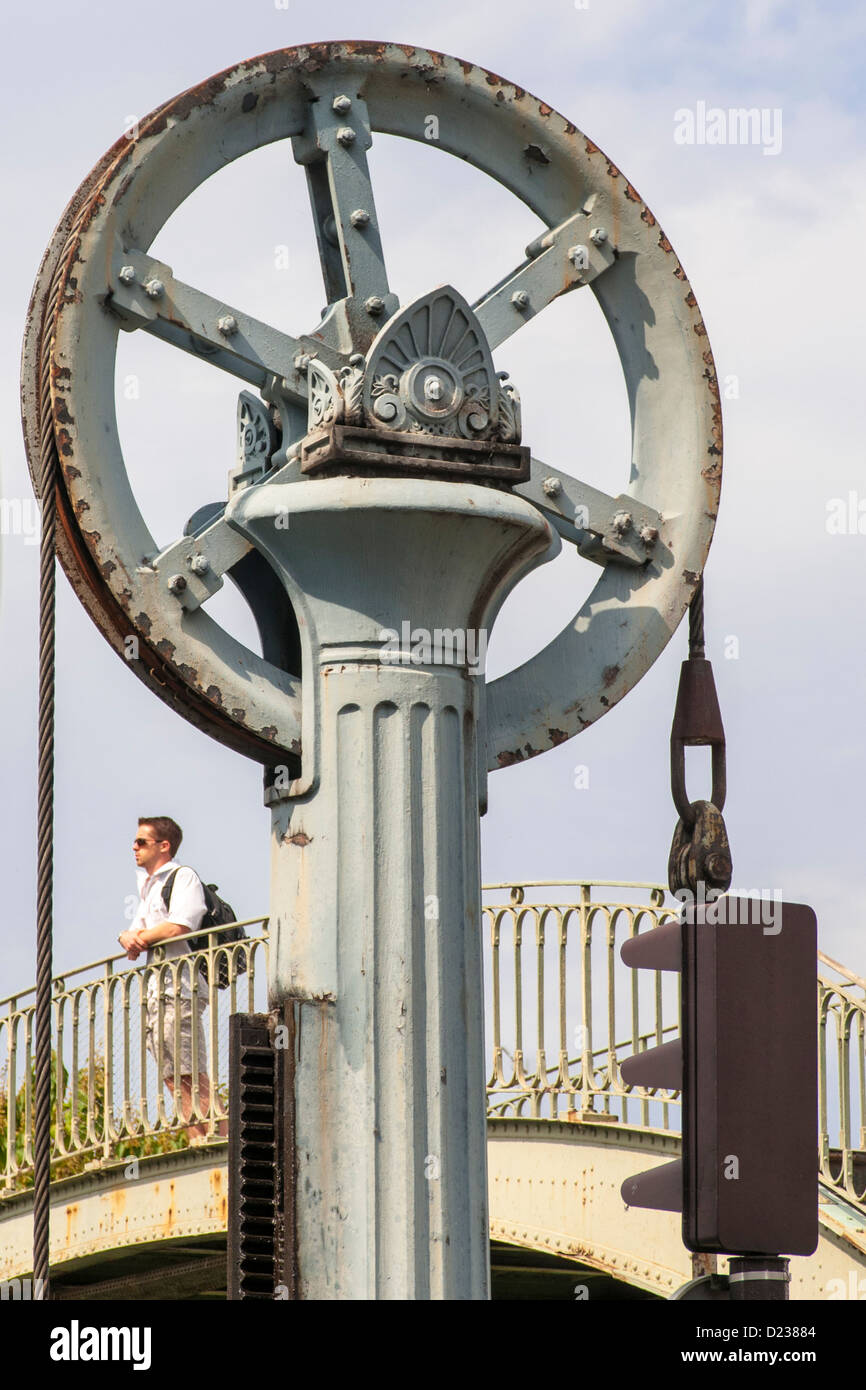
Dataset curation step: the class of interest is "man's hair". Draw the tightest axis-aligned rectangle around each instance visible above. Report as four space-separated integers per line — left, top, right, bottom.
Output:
138 816 182 857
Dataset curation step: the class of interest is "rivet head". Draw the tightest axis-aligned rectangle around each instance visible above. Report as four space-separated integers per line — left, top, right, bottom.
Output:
332 94 352 114
589 226 608 246
612 510 633 535
542 477 562 498
350 208 370 228
640 524 659 545
167 574 187 595
567 244 588 271
118 265 136 285
188 554 209 576
217 314 238 337
336 127 356 147
144 279 164 299
365 296 385 317
423 374 444 402
511 290 530 310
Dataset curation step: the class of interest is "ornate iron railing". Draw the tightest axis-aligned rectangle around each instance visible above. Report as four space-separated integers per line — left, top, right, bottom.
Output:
1 884 864 1205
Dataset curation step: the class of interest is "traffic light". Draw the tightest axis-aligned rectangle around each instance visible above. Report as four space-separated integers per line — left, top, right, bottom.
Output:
620 897 818 1257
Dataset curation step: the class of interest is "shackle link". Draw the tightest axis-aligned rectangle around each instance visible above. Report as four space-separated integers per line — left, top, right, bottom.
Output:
668 577 733 897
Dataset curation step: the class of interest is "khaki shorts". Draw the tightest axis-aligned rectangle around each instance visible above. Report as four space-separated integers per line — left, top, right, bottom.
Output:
145 991 208 1081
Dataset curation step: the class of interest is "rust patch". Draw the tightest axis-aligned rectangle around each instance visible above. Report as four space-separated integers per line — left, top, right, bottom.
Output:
164 1180 176 1235
602 664 619 687
585 139 600 155
623 182 640 202
658 232 673 254
693 321 707 337
65 1203 79 1246
156 638 176 660
290 739 302 756
682 570 700 586
600 695 610 708
62 462 81 482
524 143 550 165
73 498 90 517
641 208 657 227
134 611 152 636
56 427 73 458
548 727 569 746
537 101 552 117
178 663 197 682
205 685 223 706
673 265 687 281
497 750 524 767
231 707 246 721
287 831 312 847
684 291 697 309
111 1188 127 1217
261 726 278 741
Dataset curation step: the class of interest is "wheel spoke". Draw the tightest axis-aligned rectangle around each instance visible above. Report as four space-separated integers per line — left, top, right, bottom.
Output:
473 211 616 352
147 452 305 614
292 85 398 353
515 458 663 567
107 248 349 402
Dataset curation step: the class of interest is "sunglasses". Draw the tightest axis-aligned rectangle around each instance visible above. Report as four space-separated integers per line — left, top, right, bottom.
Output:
133 838 159 848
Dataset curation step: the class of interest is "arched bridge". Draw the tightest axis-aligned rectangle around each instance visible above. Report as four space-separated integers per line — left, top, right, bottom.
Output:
2 882 864 1300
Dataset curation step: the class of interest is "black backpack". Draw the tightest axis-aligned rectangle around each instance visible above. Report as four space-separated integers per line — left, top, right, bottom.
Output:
161 869 248 991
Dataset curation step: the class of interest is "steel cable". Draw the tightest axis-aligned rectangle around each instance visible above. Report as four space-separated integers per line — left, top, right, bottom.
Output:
31 226 79 1299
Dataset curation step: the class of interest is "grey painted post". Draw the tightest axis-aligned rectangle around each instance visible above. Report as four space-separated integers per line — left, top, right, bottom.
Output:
227 475 557 1299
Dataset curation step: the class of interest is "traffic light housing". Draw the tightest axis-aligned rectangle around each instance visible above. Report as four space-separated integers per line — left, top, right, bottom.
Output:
620 897 818 1257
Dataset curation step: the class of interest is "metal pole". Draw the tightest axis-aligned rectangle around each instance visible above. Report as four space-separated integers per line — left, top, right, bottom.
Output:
228 474 556 1299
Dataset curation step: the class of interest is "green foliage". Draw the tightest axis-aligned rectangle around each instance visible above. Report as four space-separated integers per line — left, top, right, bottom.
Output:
1 1050 219 1193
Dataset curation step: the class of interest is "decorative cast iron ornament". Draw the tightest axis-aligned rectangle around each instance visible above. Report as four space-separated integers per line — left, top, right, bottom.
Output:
22 42 721 773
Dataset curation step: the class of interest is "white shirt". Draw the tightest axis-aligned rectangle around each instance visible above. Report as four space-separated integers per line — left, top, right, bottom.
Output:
132 860 207 997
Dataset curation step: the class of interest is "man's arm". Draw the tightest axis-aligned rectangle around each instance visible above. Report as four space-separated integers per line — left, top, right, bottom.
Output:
132 920 191 948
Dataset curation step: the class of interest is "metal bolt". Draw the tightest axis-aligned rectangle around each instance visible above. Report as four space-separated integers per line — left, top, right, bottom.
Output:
567 245 589 271
144 279 164 299
640 524 659 545
188 554 209 576
350 208 370 228
217 315 238 337
167 574 187 595
542 477 562 498
118 265 136 285
365 296 385 317
424 374 444 402
336 127 356 147
589 226 608 246
511 290 530 311
612 510 632 536
332 95 352 114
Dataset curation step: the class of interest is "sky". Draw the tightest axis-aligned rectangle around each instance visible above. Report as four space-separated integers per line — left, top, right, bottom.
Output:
1 0 865 1011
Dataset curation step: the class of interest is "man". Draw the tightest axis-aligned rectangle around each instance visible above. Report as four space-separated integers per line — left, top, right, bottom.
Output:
118 816 211 1142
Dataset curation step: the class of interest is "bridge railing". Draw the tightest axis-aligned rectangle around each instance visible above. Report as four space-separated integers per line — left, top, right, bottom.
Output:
1 884 864 1205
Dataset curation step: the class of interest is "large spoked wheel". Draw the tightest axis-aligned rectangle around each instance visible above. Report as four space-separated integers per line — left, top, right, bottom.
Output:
22 41 721 770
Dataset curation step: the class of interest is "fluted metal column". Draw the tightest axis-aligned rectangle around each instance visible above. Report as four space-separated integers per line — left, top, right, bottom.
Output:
228 475 557 1299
